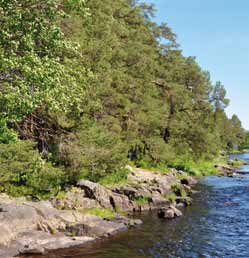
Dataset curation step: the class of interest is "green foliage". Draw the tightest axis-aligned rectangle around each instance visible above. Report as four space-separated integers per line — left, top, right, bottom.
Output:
0 0 89 123
83 208 116 219
135 158 169 174
168 159 219 176
163 193 177 202
241 131 249 149
0 141 64 198
171 183 187 198
192 162 218 176
134 196 151 205
99 168 130 186
0 118 18 144
0 0 245 198
56 119 128 182
56 191 67 200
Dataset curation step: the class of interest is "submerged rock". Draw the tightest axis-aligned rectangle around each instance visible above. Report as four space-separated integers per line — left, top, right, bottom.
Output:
215 164 234 176
175 196 193 206
158 206 183 219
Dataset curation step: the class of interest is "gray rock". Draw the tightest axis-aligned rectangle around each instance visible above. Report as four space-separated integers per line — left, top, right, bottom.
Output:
77 180 114 209
158 205 183 219
19 245 46 255
164 208 175 218
133 219 143 225
113 185 138 199
0 194 130 256
16 230 95 253
215 164 234 175
51 191 100 210
129 219 143 227
111 193 134 212
0 199 39 245
64 213 127 237
113 185 152 200
176 202 185 208
174 196 193 207
172 206 183 217
77 180 135 212
156 179 172 194
150 194 170 209
0 166 198 256
180 176 198 186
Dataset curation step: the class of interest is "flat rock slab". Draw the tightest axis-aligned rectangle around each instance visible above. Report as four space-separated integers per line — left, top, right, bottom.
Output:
0 194 129 257
0 231 95 258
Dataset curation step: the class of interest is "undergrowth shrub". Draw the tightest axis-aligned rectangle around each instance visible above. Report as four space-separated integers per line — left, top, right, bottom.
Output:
57 118 128 182
0 141 64 199
0 118 18 144
99 168 129 186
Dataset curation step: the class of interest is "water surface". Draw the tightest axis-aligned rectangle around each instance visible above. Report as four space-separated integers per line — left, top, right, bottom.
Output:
31 153 249 258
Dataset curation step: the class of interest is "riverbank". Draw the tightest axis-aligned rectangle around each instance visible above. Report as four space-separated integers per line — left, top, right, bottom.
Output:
40 162 249 258
0 163 236 258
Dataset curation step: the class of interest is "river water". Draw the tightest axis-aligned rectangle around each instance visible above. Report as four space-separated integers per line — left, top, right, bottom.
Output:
32 153 249 258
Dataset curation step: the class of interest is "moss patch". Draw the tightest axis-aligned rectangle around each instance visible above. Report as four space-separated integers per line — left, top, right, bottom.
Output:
83 208 116 219
163 193 177 202
171 183 187 198
134 196 151 205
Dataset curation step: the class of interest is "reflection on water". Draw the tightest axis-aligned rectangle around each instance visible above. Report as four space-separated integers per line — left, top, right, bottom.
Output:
230 152 249 163
29 153 249 258
230 152 249 173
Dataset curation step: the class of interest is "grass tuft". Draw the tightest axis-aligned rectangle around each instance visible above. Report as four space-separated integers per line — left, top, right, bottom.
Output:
83 207 116 219
133 196 151 205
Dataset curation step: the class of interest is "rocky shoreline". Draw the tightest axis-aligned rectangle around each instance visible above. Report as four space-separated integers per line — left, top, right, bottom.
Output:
0 165 231 258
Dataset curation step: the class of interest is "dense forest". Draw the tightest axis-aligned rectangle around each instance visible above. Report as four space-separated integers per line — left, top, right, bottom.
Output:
0 0 246 198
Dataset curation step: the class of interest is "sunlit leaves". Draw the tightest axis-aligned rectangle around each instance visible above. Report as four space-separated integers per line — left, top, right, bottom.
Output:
0 0 89 122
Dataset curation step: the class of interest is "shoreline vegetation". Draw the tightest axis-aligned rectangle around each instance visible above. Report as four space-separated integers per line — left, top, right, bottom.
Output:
0 0 248 257
0 160 239 258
